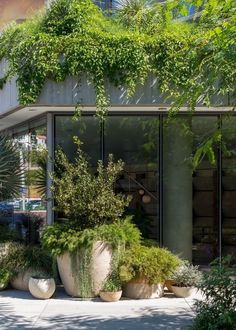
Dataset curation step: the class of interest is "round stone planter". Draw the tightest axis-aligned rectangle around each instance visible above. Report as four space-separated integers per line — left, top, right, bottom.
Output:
57 241 112 298
10 270 34 291
123 277 164 299
100 290 122 302
171 285 195 298
29 277 56 299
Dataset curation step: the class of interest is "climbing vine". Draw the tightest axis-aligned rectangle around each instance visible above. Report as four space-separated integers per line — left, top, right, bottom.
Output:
0 0 235 120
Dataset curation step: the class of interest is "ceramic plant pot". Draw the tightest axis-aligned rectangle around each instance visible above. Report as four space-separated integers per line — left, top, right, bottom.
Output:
10 269 34 291
57 241 112 298
29 277 56 299
100 290 122 302
171 285 195 298
123 276 164 299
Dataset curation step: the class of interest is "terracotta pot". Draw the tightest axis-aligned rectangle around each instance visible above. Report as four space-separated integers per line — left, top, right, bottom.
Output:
29 277 56 299
171 285 195 298
100 290 122 302
123 277 164 299
57 241 112 298
11 269 34 291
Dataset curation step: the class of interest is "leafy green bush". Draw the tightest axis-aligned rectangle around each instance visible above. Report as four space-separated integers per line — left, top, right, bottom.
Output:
191 256 236 330
0 268 11 289
172 261 202 287
0 243 53 277
0 224 22 243
52 139 131 230
119 245 181 285
102 272 122 292
42 216 141 256
1 0 234 124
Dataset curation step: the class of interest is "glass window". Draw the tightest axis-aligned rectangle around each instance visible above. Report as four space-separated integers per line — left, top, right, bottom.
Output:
104 116 159 240
222 116 236 262
0 120 47 245
163 116 218 265
192 117 219 265
55 116 100 166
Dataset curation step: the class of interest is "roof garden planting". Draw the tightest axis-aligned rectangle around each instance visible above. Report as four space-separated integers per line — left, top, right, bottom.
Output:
0 0 235 118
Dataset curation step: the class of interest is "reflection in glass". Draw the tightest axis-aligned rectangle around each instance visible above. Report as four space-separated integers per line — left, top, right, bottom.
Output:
0 121 47 245
104 116 159 240
222 117 236 261
55 116 100 166
192 117 218 265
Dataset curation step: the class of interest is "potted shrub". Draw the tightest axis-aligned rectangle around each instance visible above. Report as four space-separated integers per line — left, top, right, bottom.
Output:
100 272 122 302
119 245 181 299
0 268 11 290
170 261 202 298
42 139 140 298
29 272 56 299
0 243 53 291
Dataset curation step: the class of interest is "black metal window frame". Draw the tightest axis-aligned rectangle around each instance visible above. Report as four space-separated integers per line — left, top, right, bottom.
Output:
52 112 226 259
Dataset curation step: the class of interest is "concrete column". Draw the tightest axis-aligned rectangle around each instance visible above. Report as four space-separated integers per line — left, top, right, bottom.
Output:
163 118 193 261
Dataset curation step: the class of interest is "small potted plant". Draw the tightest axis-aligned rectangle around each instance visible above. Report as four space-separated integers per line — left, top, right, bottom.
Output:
170 261 202 298
29 271 56 299
100 272 122 302
0 268 11 290
0 243 53 291
119 245 181 299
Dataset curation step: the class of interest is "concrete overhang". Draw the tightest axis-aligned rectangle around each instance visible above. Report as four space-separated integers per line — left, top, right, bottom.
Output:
0 104 234 132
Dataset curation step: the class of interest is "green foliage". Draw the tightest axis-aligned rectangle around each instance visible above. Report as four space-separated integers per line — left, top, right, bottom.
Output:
191 256 236 330
0 243 53 277
52 138 131 229
0 136 25 200
0 0 234 120
119 245 181 285
42 216 140 256
171 260 202 287
0 268 11 287
102 272 122 292
0 224 22 243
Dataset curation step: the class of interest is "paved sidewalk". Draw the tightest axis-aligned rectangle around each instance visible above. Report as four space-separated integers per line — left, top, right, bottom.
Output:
0 288 202 330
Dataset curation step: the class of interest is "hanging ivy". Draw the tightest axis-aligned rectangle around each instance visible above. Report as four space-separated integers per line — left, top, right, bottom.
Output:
0 0 235 119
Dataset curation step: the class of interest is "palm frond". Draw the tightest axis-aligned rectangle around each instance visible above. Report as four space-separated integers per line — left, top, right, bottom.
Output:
0 136 26 201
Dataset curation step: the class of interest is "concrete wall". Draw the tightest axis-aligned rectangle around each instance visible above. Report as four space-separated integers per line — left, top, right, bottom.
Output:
0 58 231 115
0 60 19 115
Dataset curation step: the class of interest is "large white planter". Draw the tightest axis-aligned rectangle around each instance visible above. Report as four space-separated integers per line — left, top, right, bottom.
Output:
57 241 112 298
171 285 195 298
123 277 164 299
10 270 34 291
29 277 56 299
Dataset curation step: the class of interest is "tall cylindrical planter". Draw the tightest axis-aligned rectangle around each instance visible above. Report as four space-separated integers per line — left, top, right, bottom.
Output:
57 241 112 298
